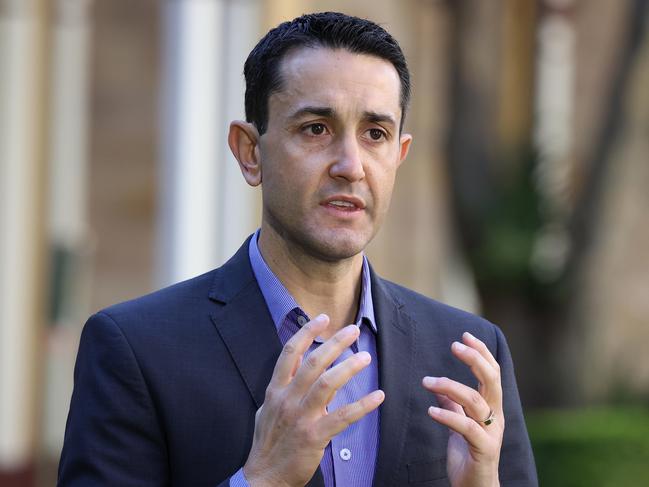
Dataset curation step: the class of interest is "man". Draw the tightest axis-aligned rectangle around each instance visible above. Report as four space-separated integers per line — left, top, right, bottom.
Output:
59 12 537 487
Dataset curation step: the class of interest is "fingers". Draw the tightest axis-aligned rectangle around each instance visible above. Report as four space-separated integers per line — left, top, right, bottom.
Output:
423 376 489 422
451 334 502 410
462 332 499 373
269 315 367 417
422 333 504 482
248 314 379 487
422 331 504 429
428 392 492 453
434 393 464 416
301 351 372 411
270 314 330 386
318 389 385 437
289 324 361 394
428 403 489 450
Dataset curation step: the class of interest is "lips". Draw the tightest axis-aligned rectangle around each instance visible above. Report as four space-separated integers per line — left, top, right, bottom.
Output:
321 195 366 211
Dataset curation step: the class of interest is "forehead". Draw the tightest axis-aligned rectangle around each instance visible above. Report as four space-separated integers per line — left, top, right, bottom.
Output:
269 47 402 121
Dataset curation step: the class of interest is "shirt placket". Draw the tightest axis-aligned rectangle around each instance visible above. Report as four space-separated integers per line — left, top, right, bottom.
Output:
282 310 377 487
328 343 358 482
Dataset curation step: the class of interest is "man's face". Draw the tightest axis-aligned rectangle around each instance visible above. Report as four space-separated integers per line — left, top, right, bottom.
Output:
258 47 412 261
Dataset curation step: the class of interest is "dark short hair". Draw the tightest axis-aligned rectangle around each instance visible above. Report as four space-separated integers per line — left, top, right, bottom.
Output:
244 11 411 134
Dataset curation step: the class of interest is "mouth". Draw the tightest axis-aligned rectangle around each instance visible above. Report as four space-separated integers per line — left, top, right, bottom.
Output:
321 195 366 212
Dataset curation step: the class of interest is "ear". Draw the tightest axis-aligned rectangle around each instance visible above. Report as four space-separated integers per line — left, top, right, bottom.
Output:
397 132 413 167
228 120 262 186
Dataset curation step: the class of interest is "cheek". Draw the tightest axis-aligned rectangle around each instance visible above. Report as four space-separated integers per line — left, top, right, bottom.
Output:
261 181 295 224
261 166 313 213
370 162 398 198
265 141 319 177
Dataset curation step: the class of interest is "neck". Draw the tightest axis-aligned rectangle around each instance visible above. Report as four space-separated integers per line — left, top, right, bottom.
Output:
257 225 364 339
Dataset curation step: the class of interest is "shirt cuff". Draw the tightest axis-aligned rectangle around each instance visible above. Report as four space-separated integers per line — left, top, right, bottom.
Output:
229 468 250 487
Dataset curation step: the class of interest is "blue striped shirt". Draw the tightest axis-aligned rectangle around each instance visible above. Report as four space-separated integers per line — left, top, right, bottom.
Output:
230 229 379 487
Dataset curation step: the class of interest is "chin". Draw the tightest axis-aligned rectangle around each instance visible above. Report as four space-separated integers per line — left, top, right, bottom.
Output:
302 228 372 262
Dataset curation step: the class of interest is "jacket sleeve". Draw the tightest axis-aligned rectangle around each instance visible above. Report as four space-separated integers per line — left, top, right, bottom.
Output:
58 312 170 486
494 324 539 486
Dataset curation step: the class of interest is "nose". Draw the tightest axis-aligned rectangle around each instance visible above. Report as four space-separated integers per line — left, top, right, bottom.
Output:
329 133 365 182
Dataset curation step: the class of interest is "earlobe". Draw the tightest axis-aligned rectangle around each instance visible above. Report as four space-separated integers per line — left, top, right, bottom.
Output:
228 120 262 186
398 133 413 166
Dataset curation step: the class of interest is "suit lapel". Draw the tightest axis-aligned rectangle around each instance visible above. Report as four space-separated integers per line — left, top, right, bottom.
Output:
210 284 281 408
208 236 281 407
208 237 326 487
371 272 416 487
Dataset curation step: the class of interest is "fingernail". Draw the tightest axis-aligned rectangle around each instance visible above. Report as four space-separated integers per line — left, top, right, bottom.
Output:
344 324 360 336
453 341 467 352
357 351 371 364
422 376 437 387
314 314 329 323
464 331 475 341
428 406 441 415
371 390 385 402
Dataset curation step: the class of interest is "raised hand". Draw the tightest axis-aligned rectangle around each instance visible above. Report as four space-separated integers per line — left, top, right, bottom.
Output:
422 332 504 487
243 314 385 487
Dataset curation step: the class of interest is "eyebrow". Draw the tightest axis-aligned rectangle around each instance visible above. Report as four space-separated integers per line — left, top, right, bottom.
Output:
364 111 397 127
287 106 335 122
287 106 397 128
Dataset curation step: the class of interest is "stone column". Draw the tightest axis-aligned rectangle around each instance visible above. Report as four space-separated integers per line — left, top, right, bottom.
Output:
0 0 49 483
42 0 94 465
158 0 261 286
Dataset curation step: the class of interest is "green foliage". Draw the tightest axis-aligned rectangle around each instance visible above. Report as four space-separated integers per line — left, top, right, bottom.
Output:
469 152 544 290
527 407 649 486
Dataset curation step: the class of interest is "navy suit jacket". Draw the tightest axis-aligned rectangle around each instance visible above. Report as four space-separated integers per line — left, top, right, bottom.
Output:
59 237 537 486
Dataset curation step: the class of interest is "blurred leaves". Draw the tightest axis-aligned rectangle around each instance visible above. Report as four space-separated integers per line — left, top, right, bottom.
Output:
528 407 649 486
468 152 544 294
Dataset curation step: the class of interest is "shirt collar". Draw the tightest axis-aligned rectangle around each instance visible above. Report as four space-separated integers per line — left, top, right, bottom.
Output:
248 229 376 333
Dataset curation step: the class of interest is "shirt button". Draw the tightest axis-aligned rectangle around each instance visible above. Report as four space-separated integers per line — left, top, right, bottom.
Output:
339 448 352 461
297 315 307 326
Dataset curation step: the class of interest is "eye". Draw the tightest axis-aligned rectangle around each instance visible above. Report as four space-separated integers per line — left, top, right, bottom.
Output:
305 123 327 136
368 128 386 141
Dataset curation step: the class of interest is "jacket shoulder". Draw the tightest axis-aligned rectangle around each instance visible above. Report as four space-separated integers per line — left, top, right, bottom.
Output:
377 277 501 347
381 278 493 326
99 270 217 319
96 235 256 327
94 269 219 332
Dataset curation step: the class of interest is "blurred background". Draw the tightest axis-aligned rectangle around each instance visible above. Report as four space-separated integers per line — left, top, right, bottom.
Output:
1 0 648 485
